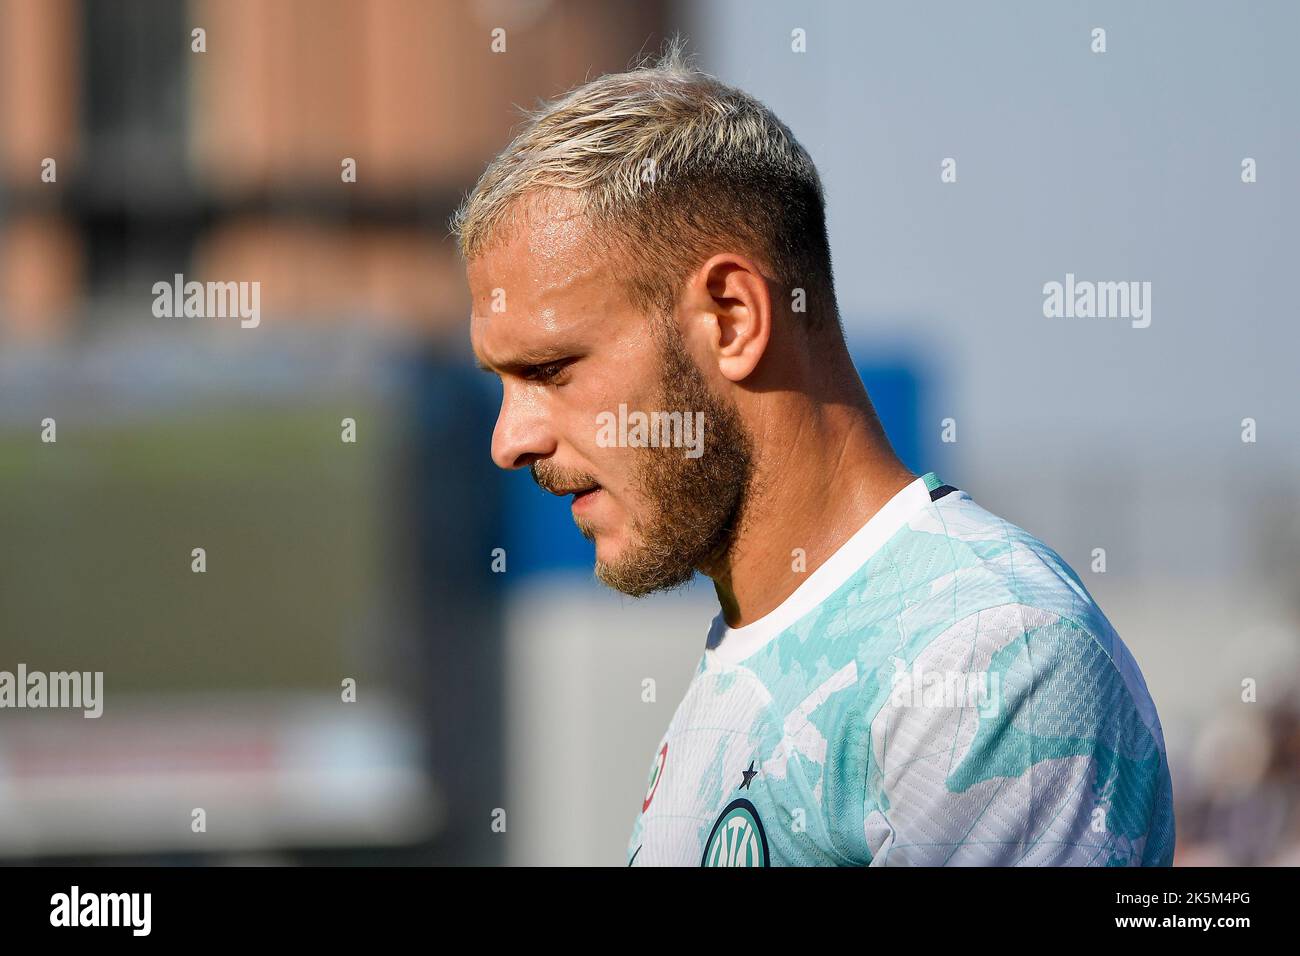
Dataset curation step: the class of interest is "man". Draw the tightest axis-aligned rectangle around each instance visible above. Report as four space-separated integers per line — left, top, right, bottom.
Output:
454 44 1175 866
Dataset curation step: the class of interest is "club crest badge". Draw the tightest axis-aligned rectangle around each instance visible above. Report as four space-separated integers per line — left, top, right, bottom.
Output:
701 798 769 867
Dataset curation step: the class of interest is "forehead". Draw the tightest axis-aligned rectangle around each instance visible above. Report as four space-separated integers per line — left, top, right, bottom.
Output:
468 193 629 361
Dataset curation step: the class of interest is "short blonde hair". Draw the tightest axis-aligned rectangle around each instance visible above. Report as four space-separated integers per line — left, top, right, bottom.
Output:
452 39 838 326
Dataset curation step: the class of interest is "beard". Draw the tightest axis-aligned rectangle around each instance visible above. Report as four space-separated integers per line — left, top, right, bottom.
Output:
532 326 755 597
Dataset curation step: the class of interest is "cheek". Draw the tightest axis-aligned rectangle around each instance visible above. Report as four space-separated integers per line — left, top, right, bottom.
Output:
568 395 638 484
583 377 663 475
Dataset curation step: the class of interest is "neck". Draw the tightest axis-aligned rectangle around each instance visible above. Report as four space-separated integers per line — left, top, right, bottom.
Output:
703 374 914 629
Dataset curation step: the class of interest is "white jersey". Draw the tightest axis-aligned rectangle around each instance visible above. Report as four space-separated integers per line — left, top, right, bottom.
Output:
627 473 1175 866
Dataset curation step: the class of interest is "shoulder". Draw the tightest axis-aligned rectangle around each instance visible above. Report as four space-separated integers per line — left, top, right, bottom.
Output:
881 491 1162 730
846 494 1175 864
886 490 1106 629
870 491 1170 788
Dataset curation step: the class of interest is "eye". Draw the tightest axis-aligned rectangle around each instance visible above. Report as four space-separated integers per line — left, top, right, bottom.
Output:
529 359 574 386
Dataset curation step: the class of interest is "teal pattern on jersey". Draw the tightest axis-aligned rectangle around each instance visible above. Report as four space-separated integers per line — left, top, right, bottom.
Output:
627 473 1175 866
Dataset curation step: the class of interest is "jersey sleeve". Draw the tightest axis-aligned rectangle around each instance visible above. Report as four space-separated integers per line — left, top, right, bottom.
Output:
862 603 1175 866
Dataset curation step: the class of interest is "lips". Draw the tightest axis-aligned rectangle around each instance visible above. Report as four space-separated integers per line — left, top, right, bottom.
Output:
531 465 602 509
544 480 599 497
571 486 602 510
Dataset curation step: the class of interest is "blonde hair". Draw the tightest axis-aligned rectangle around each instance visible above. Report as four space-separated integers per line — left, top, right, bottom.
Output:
451 38 838 326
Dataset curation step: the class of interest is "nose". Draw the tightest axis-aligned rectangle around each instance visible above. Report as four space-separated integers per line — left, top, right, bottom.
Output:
491 382 556 471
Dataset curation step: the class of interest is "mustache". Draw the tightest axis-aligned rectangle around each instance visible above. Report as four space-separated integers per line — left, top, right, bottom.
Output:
531 461 599 496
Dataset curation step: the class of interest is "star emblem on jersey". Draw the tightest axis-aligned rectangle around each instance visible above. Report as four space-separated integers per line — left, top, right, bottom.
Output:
738 760 758 790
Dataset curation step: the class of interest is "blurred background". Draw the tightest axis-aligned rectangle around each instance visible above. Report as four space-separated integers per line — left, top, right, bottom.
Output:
0 0 1296 866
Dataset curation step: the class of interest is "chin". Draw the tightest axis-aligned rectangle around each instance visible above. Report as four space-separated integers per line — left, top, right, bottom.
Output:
593 536 628 567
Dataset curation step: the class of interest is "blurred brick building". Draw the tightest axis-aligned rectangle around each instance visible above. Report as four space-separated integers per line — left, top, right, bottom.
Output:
0 0 666 341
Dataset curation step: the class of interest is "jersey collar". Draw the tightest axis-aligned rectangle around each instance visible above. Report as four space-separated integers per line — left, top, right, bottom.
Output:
706 472 948 666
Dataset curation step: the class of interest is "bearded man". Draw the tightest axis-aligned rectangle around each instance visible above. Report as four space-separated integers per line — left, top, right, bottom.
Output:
455 45 1175 867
